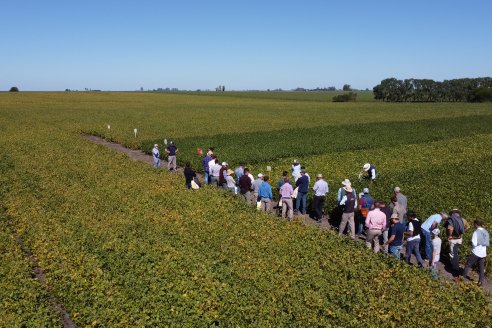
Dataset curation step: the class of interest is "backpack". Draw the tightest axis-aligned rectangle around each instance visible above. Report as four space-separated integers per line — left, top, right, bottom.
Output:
448 215 465 236
477 229 490 247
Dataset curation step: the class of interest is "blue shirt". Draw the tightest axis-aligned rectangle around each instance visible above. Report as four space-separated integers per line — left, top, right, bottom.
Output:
421 214 443 232
389 222 405 247
202 155 212 170
258 181 273 199
296 175 309 193
167 145 177 156
235 167 244 180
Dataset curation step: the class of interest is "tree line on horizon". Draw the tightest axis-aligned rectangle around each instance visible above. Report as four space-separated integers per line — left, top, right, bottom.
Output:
373 77 492 102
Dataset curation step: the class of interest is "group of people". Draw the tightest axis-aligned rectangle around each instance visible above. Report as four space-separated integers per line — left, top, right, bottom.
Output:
155 146 489 286
152 142 178 171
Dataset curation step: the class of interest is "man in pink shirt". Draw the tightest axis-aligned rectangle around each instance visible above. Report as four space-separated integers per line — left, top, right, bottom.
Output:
365 201 387 253
279 176 294 220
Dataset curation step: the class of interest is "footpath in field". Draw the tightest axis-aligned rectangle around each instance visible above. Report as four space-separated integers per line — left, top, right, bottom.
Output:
84 134 492 295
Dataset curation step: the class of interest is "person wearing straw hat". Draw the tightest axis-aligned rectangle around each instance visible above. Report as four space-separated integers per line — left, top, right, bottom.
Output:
225 169 236 193
362 163 377 181
338 182 357 239
152 144 160 168
312 173 329 222
384 213 405 259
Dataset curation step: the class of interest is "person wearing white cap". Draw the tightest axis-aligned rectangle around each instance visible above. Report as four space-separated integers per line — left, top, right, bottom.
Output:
312 174 329 222
165 141 178 171
152 144 160 168
291 159 301 181
430 228 442 279
421 212 448 262
252 173 264 204
362 163 377 181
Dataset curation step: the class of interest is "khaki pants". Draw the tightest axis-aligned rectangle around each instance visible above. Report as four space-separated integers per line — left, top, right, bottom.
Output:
261 198 271 212
366 229 383 253
282 198 293 220
168 155 176 170
339 212 355 238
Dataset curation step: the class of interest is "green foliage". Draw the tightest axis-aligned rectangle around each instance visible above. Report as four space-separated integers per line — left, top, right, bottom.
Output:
9 86 19 92
332 92 357 102
470 87 492 102
0 92 491 326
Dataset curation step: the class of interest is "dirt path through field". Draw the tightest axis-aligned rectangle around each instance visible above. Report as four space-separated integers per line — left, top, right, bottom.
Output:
84 134 491 295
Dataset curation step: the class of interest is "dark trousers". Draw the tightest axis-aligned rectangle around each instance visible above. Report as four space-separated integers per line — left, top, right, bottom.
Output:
314 196 325 220
463 253 486 284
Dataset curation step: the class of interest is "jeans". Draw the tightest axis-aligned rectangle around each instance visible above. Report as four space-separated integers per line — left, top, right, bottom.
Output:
463 253 486 284
405 239 424 266
382 229 389 253
203 171 210 185
313 196 325 220
210 176 219 187
153 158 160 168
295 192 308 214
421 229 432 260
357 213 365 236
389 245 402 260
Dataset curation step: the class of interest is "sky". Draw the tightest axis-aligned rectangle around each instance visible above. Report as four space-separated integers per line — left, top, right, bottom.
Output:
1 0 491 91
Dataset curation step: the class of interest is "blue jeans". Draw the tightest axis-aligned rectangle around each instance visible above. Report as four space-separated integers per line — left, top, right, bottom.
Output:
203 171 210 185
389 245 402 260
405 239 424 266
421 229 432 260
295 192 307 214
153 158 160 168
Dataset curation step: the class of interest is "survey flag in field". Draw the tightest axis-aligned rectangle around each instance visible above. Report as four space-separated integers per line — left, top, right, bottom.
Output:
164 139 168 145
107 124 111 130
134 128 138 138
267 166 272 172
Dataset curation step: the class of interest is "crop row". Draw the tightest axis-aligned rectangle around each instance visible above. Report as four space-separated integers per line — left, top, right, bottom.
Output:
0 98 491 326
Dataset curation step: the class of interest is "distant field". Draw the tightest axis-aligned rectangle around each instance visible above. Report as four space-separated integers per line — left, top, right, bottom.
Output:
1 91 491 326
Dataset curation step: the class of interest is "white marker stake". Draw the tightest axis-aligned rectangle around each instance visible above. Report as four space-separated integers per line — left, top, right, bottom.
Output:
107 124 111 130
266 166 272 172
164 139 168 145
134 128 138 138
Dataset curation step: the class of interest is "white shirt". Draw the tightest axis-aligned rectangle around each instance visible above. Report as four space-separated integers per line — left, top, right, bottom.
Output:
210 163 222 177
472 228 487 258
248 173 254 184
407 221 421 242
208 159 215 174
313 179 329 196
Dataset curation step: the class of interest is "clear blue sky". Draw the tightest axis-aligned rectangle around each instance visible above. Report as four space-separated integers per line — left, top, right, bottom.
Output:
2 0 491 91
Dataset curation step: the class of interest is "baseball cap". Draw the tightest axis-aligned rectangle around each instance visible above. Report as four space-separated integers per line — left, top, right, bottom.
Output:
363 188 369 193
258 173 264 178
432 228 440 235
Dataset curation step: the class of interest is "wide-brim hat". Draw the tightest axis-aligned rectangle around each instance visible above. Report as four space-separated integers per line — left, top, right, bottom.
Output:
317 174 323 178
342 179 351 186
154 144 158 147
391 213 399 219
343 185 353 192
227 169 234 175
449 208 462 216
363 163 370 171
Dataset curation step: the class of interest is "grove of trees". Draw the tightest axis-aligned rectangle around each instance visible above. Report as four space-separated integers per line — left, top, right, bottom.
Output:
373 77 492 102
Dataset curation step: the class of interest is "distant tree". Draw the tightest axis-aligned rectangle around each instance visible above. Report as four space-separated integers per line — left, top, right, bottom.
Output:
342 84 352 91
9 86 19 92
333 92 357 102
469 87 492 102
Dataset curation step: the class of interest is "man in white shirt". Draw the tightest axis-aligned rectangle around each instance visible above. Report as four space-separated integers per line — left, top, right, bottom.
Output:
312 174 329 222
152 144 160 168
463 219 489 286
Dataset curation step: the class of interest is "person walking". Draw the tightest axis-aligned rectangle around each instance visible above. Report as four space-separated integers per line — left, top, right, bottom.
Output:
152 144 160 168
444 208 469 274
358 188 374 237
390 196 405 226
201 148 214 184
404 212 425 267
462 219 489 286
430 228 442 280
384 213 405 259
421 212 448 262
365 201 386 253
258 175 273 212
312 174 329 222
219 162 228 189
238 168 253 203
362 163 377 181
183 162 196 189
165 141 178 171
338 183 357 239
295 169 309 215
279 176 294 220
